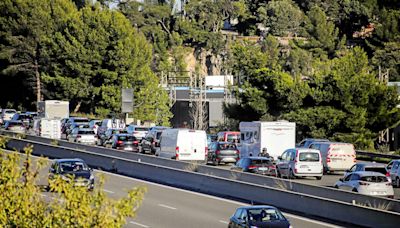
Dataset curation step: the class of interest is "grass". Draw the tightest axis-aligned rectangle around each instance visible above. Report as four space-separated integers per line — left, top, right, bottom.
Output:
184 162 199 172
352 200 393 211
273 179 293 191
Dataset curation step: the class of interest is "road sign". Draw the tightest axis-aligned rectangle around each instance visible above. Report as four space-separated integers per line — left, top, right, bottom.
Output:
121 88 133 113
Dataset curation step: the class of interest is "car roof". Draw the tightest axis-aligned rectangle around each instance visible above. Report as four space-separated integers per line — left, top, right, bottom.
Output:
55 158 84 163
353 171 386 176
115 133 133 137
238 205 278 210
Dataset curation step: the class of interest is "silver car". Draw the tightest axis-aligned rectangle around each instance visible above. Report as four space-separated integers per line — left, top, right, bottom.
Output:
67 128 97 145
387 160 400 187
334 171 394 198
345 162 390 181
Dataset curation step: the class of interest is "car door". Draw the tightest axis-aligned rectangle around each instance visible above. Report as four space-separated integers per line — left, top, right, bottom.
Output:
389 161 400 181
338 174 353 191
278 151 290 177
345 164 357 176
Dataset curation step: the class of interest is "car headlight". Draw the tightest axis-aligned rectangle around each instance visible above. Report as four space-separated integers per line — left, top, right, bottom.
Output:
90 174 94 180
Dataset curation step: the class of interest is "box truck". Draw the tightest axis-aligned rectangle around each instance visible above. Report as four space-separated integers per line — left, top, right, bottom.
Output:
238 121 296 160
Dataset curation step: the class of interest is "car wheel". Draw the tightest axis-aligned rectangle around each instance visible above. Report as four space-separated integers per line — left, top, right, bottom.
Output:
334 185 339 189
277 170 281 178
316 176 322 180
213 157 218 166
352 188 358 192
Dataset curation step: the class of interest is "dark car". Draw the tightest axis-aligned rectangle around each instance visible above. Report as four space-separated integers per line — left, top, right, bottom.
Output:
4 120 26 134
231 157 277 176
98 128 128 146
11 113 34 127
207 142 239 165
228 205 291 228
140 126 170 154
48 158 94 190
111 133 139 152
296 138 329 148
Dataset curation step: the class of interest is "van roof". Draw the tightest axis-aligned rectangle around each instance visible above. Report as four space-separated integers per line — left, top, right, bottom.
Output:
296 148 321 153
310 141 353 146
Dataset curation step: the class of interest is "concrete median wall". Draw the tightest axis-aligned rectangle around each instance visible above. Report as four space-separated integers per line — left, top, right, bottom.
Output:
4 137 399 227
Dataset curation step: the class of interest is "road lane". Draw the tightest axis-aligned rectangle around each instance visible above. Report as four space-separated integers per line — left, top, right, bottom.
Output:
9 150 342 228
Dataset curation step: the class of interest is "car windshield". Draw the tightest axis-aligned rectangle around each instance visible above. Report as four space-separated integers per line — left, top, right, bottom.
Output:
59 161 89 172
118 135 136 141
299 152 320 162
364 167 387 175
5 110 16 114
247 208 285 222
360 176 388 183
227 134 240 143
250 159 273 166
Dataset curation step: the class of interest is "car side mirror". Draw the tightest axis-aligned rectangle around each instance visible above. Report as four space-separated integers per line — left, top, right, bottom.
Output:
277 156 282 160
345 170 350 173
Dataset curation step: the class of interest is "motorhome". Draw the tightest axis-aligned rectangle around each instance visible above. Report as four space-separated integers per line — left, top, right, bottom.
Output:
239 121 296 160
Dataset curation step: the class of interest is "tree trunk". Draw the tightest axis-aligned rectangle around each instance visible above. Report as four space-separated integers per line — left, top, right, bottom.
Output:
74 101 82 113
34 58 41 103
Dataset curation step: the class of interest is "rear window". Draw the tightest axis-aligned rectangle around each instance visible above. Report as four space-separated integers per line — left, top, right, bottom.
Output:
227 134 240 143
135 127 149 131
9 122 23 126
360 176 388 183
5 110 16 114
156 132 162 139
250 159 273 166
78 130 95 134
118 135 136 141
365 167 387 175
299 152 320 162
75 119 89 123
218 143 237 150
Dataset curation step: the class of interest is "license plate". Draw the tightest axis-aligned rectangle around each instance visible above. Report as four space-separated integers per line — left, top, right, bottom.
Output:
331 158 342 161
258 167 268 171
124 147 133 150
300 165 309 168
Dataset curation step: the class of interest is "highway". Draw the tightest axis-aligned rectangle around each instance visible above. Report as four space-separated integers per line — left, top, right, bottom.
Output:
18 151 343 228
216 163 400 199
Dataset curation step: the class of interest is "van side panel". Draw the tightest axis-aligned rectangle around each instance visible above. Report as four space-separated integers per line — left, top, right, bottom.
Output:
159 129 206 161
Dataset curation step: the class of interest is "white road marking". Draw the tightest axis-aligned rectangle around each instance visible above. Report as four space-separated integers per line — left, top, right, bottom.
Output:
14 151 341 228
95 170 342 227
219 220 229 224
158 204 177 210
129 221 149 228
103 189 114 194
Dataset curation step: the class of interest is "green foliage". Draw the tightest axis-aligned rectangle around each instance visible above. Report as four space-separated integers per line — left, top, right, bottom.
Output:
258 0 306 36
0 140 146 227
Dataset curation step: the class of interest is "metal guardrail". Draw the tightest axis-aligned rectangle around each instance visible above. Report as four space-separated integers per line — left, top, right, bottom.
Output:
3 136 399 228
1 130 400 214
356 150 400 160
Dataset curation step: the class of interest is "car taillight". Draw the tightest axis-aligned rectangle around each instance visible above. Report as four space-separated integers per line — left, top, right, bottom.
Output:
205 147 208 156
386 183 392 186
175 146 179 159
248 165 257 169
117 140 123 145
359 181 370 186
386 172 390 177
77 135 81 138
133 140 139 145
216 150 220 155
326 156 331 163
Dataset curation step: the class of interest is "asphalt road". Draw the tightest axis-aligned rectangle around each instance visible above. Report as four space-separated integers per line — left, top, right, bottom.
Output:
216 163 400 199
10 150 342 228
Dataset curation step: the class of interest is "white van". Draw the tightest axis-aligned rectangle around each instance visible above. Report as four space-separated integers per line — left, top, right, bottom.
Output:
276 148 323 179
157 129 207 162
309 142 356 173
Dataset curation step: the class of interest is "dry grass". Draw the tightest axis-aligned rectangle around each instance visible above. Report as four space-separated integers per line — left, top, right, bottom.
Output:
184 162 199 172
273 179 293 191
352 200 393 211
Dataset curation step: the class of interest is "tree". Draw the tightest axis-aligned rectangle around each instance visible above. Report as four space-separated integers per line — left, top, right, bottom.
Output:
0 0 54 107
258 0 306 36
0 138 146 227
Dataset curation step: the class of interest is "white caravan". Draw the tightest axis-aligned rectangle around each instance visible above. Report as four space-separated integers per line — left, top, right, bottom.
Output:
239 121 296 160
157 128 207 162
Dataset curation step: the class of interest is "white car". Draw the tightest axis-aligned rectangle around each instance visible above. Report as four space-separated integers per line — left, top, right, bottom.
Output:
334 171 394 198
277 148 323 180
67 128 97 145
